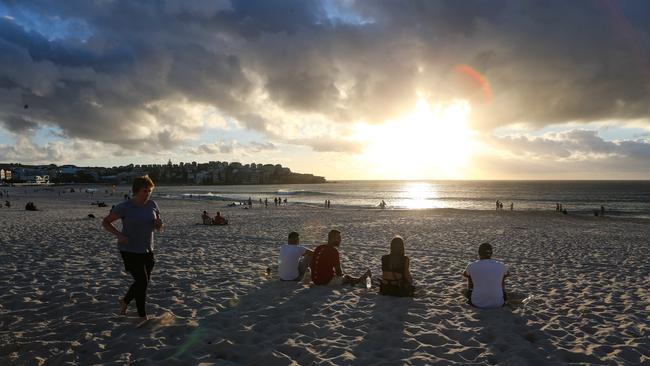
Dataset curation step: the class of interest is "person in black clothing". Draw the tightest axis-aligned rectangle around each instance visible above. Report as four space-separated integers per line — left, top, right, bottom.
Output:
379 236 415 297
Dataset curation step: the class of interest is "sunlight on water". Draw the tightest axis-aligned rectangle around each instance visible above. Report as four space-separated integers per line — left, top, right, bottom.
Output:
396 182 445 209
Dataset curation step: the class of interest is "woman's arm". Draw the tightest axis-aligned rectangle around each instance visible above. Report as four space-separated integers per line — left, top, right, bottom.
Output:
154 209 163 230
102 212 128 244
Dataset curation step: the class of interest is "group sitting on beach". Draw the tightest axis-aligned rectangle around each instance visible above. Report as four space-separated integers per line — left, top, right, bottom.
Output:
277 230 509 308
25 202 38 211
201 211 229 225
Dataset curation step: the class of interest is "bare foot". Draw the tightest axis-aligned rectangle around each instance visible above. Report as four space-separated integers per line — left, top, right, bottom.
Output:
118 298 128 315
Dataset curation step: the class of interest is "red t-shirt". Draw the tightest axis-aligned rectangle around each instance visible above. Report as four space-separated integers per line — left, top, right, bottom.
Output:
311 244 340 285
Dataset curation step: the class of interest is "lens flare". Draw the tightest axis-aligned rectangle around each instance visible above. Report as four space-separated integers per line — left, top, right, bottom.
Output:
454 64 492 103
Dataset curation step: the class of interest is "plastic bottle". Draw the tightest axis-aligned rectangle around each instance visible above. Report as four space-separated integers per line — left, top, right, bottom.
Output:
365 276 372 290
522 295 536 306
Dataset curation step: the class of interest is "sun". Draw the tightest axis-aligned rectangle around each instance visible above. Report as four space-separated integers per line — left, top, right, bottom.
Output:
353 97 475 179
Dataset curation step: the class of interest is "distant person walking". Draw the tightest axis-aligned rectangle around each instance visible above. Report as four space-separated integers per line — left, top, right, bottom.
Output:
102 175 163 324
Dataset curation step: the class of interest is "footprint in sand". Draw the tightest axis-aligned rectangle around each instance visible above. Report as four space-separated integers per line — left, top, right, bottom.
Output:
136 312 177 329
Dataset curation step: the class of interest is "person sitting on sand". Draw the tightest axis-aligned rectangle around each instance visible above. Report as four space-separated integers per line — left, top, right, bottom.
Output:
201 211 211 225
462 243 509 308
213 211 228 225
311 230 371 286
279 232 314 281
379 236 414 297
25 202 38 211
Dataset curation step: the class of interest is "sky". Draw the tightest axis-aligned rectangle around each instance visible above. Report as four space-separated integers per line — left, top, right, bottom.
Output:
0 0 650 180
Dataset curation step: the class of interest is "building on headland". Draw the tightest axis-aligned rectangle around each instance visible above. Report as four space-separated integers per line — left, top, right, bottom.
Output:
20 175 50 185
0 161 326 185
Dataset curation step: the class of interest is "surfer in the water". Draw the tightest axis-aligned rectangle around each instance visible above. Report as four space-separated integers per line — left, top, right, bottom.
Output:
462 243 509 308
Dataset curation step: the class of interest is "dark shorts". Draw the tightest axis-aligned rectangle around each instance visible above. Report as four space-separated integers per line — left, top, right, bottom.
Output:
120 251 155 273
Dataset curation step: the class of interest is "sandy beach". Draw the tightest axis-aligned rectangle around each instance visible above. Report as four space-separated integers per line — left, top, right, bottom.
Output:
0 188 648 365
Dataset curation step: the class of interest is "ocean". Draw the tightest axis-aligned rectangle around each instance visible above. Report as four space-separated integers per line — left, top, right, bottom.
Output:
154 181 650 219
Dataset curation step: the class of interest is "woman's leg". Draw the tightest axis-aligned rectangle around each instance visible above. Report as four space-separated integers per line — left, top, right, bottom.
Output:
120 252 136 312
129 263 148 317
133 254 155 318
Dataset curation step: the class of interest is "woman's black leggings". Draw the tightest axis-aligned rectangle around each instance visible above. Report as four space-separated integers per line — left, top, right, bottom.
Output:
120 252 155 317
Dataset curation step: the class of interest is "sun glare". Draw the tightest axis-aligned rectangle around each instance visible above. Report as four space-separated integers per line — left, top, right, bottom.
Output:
354 97 475 179
396 182 445 209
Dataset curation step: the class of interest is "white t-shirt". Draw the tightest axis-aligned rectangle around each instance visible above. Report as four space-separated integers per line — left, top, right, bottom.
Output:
278 244 307 280
465 259 509 309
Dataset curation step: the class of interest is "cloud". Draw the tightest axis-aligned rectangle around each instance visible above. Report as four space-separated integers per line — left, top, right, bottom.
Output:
1 0 650 162
249 141 276 152
489 129 650 162
291 136 364 153
184 140 276 156
0 135 113 164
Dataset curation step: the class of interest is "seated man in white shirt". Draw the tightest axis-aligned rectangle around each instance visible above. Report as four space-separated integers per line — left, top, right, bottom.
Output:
462 243 509 308
278 232 314 281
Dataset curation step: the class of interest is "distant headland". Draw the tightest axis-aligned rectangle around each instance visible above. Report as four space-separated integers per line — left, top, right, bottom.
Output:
0 160 326 185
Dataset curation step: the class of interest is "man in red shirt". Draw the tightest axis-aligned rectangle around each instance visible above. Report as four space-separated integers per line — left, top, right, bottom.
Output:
311 230 371 286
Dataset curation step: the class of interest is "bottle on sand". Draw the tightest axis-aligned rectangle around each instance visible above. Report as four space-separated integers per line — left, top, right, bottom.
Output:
365 276 372 290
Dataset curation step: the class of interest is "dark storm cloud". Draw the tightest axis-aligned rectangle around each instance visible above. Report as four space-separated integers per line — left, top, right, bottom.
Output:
1 0 650 155
0 115 38 133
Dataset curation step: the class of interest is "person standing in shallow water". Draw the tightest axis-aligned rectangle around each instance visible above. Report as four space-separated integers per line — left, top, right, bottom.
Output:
102 175 163 324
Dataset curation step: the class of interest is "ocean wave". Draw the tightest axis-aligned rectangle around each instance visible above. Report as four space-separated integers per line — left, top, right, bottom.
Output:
180 192 234 200
275 189 333 196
